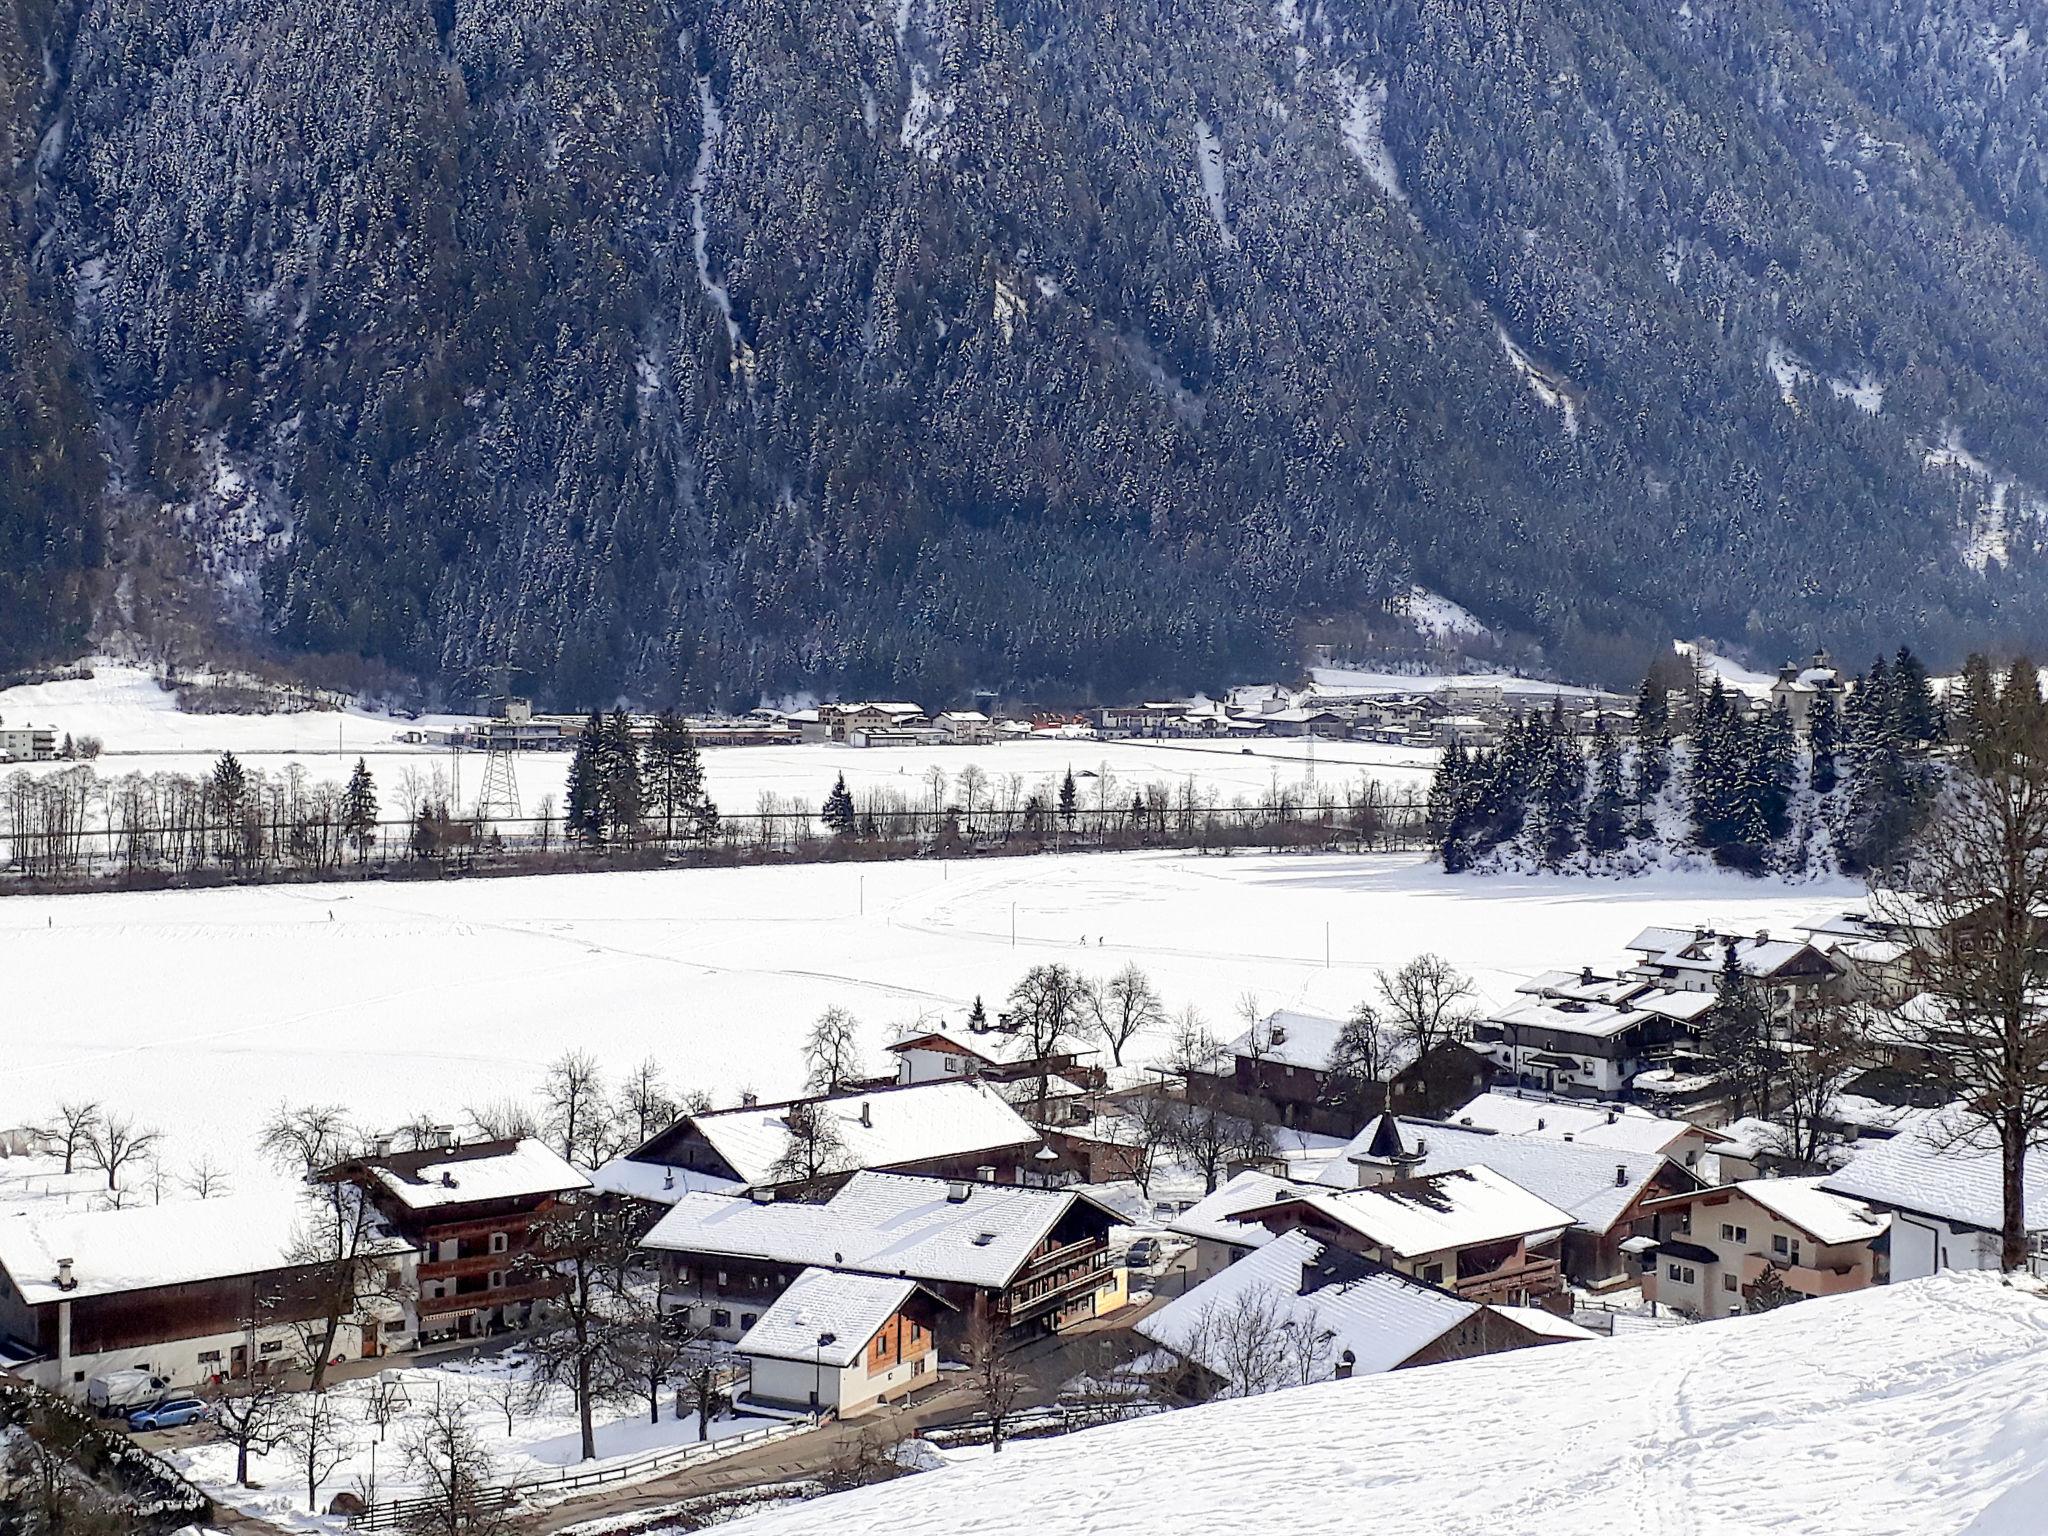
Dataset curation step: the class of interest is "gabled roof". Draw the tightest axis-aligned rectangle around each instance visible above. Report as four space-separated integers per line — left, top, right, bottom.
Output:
642 1171 1116 1289
1235 1166 1574 1260
641 1080 1041 1190
1223 1010 1352 1073
1649 1178 1888 1248
1824 1112 2048 1235
363 1138 589 1211
1167 1170 1323 1249
587 1157 743 1206
1446 1092 1707 1157
1624 926 1836 980
736 1268 938 1367
0 1190 407 1307
1136 1229 1483 1379
886 1024 1094 1070
1319 1120 1681 1235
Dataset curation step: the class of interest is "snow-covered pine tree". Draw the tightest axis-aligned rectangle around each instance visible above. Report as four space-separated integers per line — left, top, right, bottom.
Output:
343 757 379 863
566 712 604 846
822 772 857 834
1585 722 1627 855
1808 690 1840 796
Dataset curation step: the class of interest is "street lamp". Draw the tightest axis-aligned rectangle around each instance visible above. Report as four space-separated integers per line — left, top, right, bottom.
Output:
813 1331 837 1415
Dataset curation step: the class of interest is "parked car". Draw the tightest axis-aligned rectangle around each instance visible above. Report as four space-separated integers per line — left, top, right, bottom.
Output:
127 1397 213 1432
1125 1237 1161 1268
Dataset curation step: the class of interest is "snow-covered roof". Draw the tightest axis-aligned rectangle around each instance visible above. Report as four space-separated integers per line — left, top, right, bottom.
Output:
1733 1179 1890 1247
366 1138 589 1211
1485 995 1653 1042
643 1171 1113 1288
1445 1092 1704 1157
587 1156 743 1206
1825 1112 2048 1235
1223 1010 1350 1073
886 1024 1094 1070
677 1081 1041 1189
1168 1170 1323 1249
1490 1303 1599 1342
0 1190 394 1307
728 1273 2048 1536
1624 926 1833 979
936 711 990 724
1318 1120 1674 1235
1136 1230 1482 1379
736 1267 927 1368
1237 1166 1574 1260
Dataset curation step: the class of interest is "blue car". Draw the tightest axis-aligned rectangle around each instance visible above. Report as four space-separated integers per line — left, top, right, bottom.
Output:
128 1397 212 1431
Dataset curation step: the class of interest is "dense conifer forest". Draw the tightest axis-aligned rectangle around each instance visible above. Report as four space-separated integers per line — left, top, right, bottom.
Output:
6 0 2048 703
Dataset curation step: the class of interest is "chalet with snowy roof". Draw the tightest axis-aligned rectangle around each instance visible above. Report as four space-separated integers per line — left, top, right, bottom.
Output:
1475 969 1715 1098
1316 1113 1701 1286
1823 1113 2048 1280
1223 1159 1574 1308
886 1020 1102 1128
0 1192 415 1398
735 1267 949 1416
641 1170 1124 1342
1168 1169 1328 1282
1642 1178 1889 1317
615 1079 1047 1201
1206 1008 1490 1136
1768 652 1846 732
1446 1091 1728 1173
933 710 995 745
1136 1228 1590 1399
823 702 927 740
1623 926 1842 1020
323 1136 588 1344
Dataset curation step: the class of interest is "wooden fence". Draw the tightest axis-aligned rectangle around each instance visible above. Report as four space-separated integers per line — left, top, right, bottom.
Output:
345 1417 813 1530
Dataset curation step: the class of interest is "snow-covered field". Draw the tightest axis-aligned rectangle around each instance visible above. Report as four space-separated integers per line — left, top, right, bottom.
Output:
163 1351 771 1528
722 1272 2048 1536
0 663 1437 821
0 848 1855 1202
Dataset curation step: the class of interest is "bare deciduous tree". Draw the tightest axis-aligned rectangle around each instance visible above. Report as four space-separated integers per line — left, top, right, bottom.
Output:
208 1358 297 1486
1005 964 1090 1116
540 1050 609 1164
48 1100 101 1175
802 1007 866 1095
83 1112 158 1192
519 1192 639 1462
961 1310 1025 1453
768 1100 852 1191
399 1393 514 1536
181 1155 231 1199
619 1057 679 1145
1873 680 2048 1269
284 1390 356 1511
1087 964 1165 1068
1375 953 1478 1058
464 1098 539 1143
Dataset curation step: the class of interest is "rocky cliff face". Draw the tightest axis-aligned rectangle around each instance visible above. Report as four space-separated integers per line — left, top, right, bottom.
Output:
8 0 2048 702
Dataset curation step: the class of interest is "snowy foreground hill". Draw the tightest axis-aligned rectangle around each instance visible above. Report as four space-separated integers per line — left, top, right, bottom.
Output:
728 1274 2048 1536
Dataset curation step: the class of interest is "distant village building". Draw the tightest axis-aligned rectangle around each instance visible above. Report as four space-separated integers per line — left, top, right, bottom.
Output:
1824 1114 2048 1280
1202 1008 1490 1137
1643 1178 1889 1316
0 1193 413 1397
1136 1228 1590 1396
0 725 58 762
641 1171 1124 1342
322 1136 588 1345
606 1080 1047 1201
1767 652 1846 732
734 1267 948 1415
1317 1114 1700 1287
933 711 995 745
1221 1155 1575 1308
1621 927 1842 1022
1475 969 1716 1098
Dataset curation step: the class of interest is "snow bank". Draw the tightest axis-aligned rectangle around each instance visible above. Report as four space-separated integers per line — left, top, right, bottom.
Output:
721 1273 2048 1536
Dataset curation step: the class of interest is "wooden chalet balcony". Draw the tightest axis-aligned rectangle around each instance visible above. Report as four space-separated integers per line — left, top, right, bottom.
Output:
418 1276 558 1317
1007 1255 1112 1322
419 1252 521 1282
1451 1254 1562 1305
1739 1253 1863 1297
1021 1236 1104 1279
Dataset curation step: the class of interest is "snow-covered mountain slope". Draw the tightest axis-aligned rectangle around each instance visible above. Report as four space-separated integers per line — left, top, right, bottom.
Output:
727 1272 2048 1536
10 0 2048 700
